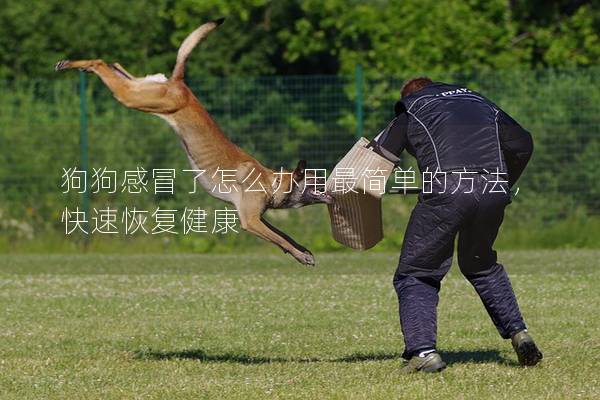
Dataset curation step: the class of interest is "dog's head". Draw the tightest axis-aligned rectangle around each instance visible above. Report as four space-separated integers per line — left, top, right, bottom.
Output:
275 160 334 208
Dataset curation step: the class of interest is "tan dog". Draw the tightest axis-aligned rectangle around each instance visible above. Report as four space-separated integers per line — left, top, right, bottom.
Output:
55 18 333 266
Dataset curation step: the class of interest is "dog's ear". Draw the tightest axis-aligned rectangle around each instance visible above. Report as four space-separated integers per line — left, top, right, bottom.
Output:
293 160 306 182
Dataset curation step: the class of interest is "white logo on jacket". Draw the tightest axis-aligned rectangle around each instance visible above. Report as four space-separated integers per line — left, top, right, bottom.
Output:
440 88 472 96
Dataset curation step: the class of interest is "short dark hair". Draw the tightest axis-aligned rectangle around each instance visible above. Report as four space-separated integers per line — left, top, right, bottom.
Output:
401 77 433 98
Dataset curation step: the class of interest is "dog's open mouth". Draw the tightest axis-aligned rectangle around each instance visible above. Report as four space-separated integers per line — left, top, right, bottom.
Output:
305 188 335 205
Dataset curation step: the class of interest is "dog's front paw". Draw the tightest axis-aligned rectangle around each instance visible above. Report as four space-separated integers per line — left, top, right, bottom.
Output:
295 249 315 267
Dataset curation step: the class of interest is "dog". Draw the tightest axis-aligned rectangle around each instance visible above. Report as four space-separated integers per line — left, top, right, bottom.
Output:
55 18 333 266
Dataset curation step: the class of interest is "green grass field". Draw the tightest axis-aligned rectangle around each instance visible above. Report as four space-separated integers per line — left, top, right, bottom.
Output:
1 250 599 399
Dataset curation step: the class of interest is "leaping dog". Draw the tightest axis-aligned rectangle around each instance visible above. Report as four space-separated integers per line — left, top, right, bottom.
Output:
55 18 333 266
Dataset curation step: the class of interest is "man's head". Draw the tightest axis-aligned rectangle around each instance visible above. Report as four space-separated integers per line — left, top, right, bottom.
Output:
401 77 433 98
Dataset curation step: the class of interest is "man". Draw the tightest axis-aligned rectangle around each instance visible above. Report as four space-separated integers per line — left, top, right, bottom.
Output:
371 77 542 373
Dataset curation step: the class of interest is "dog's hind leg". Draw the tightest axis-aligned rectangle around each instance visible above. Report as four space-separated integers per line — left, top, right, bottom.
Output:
55 59 181 113
56 59 133 79
110 63 136 80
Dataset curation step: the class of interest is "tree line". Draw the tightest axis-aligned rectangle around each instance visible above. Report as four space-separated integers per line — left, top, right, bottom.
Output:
0 0 598 80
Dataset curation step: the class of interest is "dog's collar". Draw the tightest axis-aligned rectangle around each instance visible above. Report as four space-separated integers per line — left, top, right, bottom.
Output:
271 175 280 191
267 175 281 208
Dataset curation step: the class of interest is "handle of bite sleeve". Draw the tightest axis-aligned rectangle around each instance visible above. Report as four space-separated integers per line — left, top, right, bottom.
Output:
386 188 422 195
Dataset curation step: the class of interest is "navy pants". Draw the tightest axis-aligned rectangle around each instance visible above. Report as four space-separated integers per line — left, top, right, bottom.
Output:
393 174 526 358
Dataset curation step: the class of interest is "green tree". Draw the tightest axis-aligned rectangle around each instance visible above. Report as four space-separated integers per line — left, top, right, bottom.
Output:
1 0 599 80
0 0 176 80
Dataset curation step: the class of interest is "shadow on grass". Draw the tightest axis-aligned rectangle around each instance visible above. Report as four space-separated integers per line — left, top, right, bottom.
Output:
134 349 401 364
134 349 318 364
440 349 517 366
134 348 515 366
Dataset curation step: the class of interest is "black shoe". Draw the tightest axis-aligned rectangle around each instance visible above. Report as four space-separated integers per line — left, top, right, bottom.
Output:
401 352 447 373
511 330 543 366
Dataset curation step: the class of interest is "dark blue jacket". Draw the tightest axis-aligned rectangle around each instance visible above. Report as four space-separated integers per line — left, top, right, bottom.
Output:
376 82 533 187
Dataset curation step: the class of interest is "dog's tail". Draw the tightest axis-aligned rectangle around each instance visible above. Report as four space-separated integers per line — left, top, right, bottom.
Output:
171 18 225 81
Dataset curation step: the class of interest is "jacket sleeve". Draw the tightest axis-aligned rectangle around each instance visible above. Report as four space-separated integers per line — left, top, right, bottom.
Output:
371 112 410 164
497 110 534 188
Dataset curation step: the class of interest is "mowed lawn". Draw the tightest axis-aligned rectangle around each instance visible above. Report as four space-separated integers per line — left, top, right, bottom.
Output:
0 250 599 399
